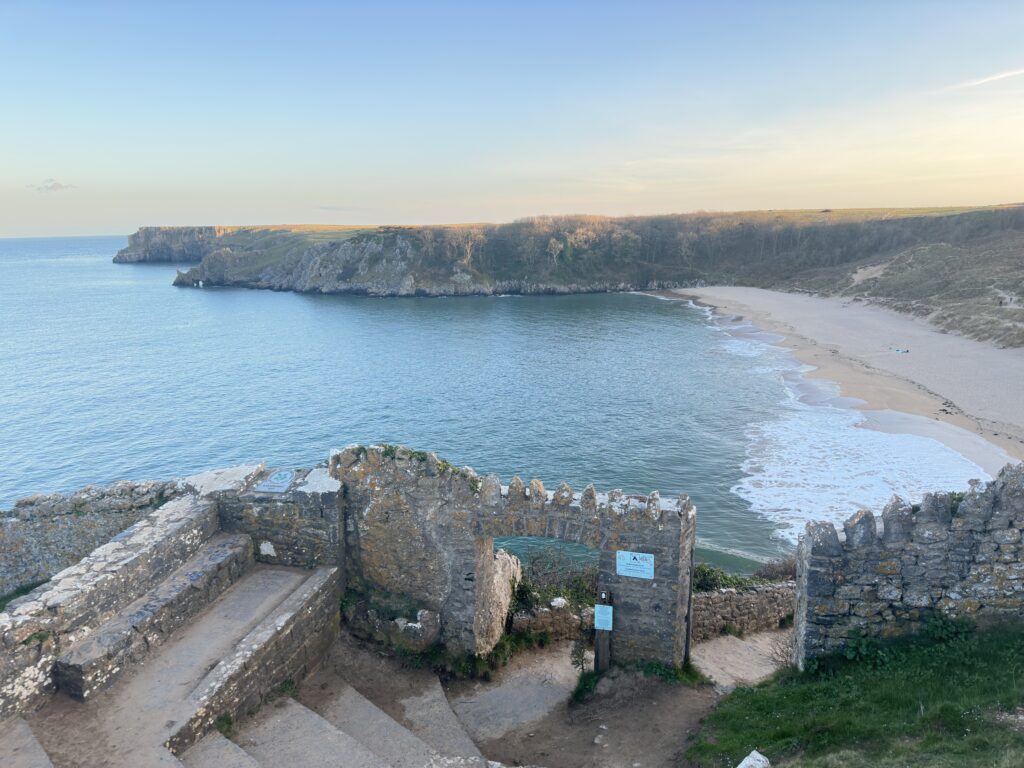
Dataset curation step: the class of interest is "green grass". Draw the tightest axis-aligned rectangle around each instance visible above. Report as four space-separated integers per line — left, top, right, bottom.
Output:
0 580 46 612
572 670 602 703
264 678 297 703
687 622 1024 767
214 714 234 736
693 563 765 592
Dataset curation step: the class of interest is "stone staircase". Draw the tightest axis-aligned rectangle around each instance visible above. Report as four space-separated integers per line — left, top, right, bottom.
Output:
0 467 535 768
0 467 341 768
182 674 495 768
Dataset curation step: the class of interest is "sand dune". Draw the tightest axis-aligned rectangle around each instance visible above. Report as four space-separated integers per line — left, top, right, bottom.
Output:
675 287 1024 473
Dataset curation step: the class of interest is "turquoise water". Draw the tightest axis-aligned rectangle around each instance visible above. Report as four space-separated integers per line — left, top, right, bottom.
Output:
0 236 992 564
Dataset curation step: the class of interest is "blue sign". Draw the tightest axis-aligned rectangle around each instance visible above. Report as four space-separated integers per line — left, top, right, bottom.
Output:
616 550 655 580
594 604 613 631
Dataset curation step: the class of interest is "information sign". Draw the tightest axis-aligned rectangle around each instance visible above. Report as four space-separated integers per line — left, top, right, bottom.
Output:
615 550 655 579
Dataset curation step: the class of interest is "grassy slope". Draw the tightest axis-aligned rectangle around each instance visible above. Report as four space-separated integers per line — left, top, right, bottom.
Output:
687 622 1024 768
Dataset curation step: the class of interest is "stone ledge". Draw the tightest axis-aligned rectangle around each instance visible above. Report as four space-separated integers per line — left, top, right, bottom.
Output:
54 533 255 700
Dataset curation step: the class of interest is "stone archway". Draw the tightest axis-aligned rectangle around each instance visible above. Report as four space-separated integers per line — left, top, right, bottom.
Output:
330 444 697 667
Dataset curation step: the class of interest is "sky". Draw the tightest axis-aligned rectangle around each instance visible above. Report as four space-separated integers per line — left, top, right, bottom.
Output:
2 0 1023 236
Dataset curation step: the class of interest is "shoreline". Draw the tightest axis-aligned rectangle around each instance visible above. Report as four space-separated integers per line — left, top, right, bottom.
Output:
668 287 1024 476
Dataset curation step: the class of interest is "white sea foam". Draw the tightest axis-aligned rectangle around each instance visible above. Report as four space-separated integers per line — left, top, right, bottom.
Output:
716 322 992 543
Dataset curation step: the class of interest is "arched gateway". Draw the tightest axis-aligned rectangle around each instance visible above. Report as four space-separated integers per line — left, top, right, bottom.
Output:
329 445 697 667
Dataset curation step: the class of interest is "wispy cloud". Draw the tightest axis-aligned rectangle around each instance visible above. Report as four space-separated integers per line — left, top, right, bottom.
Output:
947 68 1024 91
27 178 77 193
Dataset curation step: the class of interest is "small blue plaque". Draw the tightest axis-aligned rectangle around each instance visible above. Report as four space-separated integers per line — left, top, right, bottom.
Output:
594 604 613 631
254 469 295 494
616 550 655 579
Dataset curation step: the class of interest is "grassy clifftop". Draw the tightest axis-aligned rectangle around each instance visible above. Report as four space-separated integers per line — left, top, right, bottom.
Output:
118 204 1024 346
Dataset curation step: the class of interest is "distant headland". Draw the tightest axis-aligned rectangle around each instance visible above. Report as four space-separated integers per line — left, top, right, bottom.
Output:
115 205 1024 347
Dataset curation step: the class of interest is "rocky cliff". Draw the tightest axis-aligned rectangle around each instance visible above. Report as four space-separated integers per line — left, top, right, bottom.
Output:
113 226 236 263
116 205 1024 344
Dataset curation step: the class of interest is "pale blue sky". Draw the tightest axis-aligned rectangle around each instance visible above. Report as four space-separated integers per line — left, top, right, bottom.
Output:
2 0 1023 235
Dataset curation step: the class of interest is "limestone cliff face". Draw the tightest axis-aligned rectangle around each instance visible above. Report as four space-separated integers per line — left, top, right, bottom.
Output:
113 226 233 263
166 223 684 297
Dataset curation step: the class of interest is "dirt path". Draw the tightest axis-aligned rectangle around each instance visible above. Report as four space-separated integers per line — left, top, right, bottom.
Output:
477 663 718 768
447 641 580 742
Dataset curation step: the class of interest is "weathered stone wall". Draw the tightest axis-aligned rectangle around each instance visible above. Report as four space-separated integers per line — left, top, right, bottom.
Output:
794 464 1024 668
0 480 180 596
0 464 262 719
330 444 696 666
511 598 596 641
216 466 343 567
690 582 795 643
0 495 219 719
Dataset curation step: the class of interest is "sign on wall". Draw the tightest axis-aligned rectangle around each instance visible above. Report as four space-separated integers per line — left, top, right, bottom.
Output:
594 604 613 631
616 550 655 579
254 469 295 494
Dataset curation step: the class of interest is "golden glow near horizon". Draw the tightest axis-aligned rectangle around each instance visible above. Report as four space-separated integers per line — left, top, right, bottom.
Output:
1 2 1023 236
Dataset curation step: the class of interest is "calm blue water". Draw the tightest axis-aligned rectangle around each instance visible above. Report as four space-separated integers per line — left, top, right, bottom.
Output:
0 236 992 564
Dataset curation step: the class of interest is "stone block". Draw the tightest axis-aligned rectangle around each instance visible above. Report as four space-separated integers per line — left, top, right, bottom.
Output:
993 527 1021 545
805 521 842 557
844 510 877 549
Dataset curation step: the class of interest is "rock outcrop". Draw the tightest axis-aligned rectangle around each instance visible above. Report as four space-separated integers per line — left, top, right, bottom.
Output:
113 226 234 263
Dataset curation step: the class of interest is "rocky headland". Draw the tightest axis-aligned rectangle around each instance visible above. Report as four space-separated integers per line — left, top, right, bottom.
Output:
117 205 1024 346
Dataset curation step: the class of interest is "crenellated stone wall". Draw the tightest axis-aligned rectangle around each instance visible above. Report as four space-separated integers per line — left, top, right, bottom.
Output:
0 480 181 596
794 463 1024 668
329 444 696 666
691 582 796 643
0 442 699 721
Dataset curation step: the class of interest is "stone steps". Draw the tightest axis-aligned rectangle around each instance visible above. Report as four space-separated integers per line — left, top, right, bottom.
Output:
26 565 325 768
1 495 221 719
53 533 254 700
0 716 54 768
167 566 340 754
301 673 442 768
232 698 387 768
395 677 486 763
180 732 260 768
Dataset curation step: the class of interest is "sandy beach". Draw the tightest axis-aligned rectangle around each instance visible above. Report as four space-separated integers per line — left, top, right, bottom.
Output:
673 287 1024 475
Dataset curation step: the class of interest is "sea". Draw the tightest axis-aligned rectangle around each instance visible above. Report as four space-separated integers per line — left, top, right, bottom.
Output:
0 236 995 569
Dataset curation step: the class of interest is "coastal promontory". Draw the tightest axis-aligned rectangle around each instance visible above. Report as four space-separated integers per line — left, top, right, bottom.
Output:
117 205 1024 346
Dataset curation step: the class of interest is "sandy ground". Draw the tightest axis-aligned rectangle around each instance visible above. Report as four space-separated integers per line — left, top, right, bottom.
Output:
673 287 1024 473
690 629 791 693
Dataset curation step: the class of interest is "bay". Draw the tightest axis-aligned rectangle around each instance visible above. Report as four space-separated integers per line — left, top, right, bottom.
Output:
0 236 991 566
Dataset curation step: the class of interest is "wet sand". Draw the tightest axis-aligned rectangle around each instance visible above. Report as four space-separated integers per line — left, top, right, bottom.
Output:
672 287 1024 475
